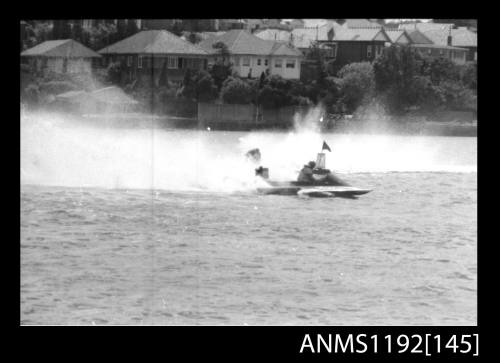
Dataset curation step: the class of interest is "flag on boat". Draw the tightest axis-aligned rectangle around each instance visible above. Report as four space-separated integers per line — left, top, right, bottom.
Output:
322 141 332 152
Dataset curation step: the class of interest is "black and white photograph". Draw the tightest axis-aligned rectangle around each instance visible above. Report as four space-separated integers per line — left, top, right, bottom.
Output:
20 18 477 327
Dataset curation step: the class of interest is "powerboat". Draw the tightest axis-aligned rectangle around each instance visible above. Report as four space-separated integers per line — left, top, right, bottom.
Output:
248 143 372 198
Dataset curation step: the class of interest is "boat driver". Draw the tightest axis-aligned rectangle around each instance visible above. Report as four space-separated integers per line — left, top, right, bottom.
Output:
297 161 316 183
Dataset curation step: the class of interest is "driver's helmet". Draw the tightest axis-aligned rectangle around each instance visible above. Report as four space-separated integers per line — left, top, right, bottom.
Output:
308 161 316 168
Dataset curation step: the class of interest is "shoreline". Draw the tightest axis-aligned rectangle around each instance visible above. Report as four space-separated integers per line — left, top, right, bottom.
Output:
80 113 478 137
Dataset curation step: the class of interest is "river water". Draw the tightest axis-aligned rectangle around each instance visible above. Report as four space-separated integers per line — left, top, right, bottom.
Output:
20 112 477 325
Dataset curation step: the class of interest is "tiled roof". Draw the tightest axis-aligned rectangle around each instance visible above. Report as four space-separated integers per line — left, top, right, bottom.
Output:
399 22 452 33
198 31 227 41
399 22 477 47
332 22 390 42
410 43 468 51
198 29 302 57
302 19 329 28
384 29 411 43
406 29 434 44
98 30 208 55
270 42 303 56
290 22 389 48
255 29 291 43
21 39 101 58
343 19 382 28
423 27 477 48
291 25 333 48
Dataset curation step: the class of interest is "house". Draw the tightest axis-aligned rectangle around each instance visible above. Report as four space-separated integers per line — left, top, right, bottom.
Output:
290 25 334 56
21 39 101 75
409 44 469 65
198 29 303 79
400 22 477 61
332 25 391 66
396 25 470 65
290 22 390 66
98 30 210 85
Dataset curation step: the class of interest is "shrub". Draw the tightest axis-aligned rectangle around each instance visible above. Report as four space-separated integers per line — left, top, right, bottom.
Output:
221 77 254 104
195 72 219 102
421 57 460 85
460 62 477 91
179 70 219 102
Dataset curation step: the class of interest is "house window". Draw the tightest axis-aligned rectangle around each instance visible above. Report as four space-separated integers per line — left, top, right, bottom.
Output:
127 56 132 66
286 59 295 68
275 59 282 68
242 57 250 67
367 45 373 58
332 45 338 58
257 59 261 66
234 57 240 66
265 59 269 66
138 56 143 68
167 57 178 69
375 45 382 57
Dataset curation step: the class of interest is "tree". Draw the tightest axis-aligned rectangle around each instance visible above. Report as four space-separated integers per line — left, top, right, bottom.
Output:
337 62 375 113
179 68 195 100
158 59 169 87
209 42 232 91
126 20 139 37
52 20 63 39
171 22 183 36
305 43 328 85
87 23 118 50
72 22 83 43
188 32 201 44
60 21 72 39
221 77 254 104
212 41 230 65
373 45 426 113
117 19 128 40
259 71 266 88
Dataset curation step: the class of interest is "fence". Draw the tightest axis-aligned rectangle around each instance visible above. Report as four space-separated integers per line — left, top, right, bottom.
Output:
198 102 309 129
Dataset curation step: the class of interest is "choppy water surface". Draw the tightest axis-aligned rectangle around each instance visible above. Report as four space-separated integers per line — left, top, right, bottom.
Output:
20 114 477 325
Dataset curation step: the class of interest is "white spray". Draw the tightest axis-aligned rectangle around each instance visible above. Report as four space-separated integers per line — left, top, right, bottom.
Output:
20 107 476 191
